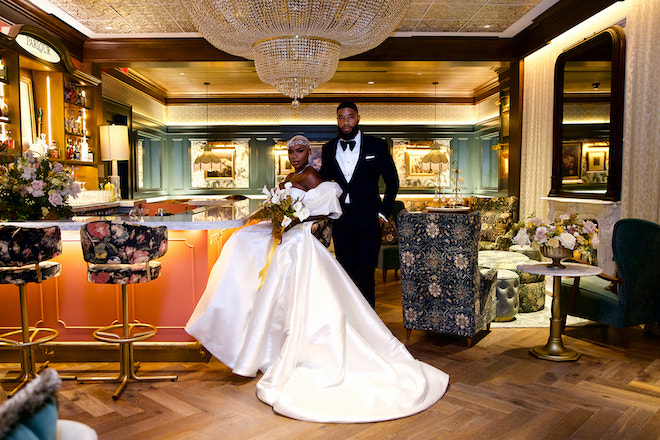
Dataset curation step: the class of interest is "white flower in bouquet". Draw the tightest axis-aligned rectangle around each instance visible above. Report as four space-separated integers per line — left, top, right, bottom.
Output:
513 228 531 247
292 201 310 222
281 216 293 228
558 231 577 250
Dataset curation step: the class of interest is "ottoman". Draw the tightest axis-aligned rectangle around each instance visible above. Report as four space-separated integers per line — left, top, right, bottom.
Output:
478 250 546 312
509 244 542 261
495 269 520 321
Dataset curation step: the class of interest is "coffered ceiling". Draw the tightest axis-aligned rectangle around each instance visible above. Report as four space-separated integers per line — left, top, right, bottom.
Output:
5 0 612 102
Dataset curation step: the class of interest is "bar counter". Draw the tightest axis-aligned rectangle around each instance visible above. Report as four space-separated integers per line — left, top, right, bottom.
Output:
0 198 257 362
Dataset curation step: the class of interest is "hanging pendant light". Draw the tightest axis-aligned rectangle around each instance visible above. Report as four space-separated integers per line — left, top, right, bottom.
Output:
183 0 409 103
424 82 449 170
194 82 223 171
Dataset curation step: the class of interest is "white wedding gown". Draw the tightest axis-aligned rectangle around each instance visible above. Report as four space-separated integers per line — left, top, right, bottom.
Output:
185 182 449 423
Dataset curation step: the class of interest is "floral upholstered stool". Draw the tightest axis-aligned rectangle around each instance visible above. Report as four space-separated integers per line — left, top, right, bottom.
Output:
0 226 62 397
495 269 520 321
76 220 177 400
478 250 546 312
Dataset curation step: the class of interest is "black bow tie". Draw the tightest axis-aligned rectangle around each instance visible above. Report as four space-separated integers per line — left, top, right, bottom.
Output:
340 140 356 151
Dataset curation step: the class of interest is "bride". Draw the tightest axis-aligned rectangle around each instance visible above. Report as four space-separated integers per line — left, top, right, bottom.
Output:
186 135 449 423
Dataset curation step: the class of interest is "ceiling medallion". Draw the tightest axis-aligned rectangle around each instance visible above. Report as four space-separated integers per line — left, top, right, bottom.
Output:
184 0 408 103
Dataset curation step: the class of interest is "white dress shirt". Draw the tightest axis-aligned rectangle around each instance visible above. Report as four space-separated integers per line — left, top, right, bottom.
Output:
335 131 361 204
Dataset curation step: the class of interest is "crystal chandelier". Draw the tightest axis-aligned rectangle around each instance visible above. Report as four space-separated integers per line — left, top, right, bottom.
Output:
183 0 409 103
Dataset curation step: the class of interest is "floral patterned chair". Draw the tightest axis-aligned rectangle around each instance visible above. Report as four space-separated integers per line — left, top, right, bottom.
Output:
0 225 62 397
398 210 497 347
469 196 519 250
77 220 177 400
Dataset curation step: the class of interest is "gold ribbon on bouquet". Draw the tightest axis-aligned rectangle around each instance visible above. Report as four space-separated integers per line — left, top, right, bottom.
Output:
258 236 281 289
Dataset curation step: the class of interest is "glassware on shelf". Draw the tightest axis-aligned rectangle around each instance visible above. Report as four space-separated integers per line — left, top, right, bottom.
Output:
448 162 464 208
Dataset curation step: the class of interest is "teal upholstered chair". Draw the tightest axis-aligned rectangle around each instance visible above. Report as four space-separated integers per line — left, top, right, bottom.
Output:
377 200 405 282
0 368 97 440
560 218 660 347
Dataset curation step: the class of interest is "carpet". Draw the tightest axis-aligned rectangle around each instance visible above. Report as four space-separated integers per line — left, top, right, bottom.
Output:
490 294 593 328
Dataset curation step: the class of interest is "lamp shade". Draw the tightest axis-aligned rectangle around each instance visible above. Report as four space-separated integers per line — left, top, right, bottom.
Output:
99 125 130 161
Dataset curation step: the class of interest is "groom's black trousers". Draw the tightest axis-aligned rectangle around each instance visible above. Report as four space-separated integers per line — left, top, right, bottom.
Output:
332 204 381 308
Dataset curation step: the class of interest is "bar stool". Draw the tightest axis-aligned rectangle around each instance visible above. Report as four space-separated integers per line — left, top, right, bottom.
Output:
0 225 62 398
77 220 177 399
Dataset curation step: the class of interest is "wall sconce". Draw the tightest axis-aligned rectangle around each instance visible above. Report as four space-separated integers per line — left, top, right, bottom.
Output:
99 125 130 200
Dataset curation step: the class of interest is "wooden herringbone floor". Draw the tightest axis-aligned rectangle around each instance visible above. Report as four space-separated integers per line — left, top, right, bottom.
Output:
2 272 660 439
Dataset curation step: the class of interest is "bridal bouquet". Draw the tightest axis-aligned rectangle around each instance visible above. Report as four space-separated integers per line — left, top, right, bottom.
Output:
512 212 598 256
0 152 81 221
253 182 310 243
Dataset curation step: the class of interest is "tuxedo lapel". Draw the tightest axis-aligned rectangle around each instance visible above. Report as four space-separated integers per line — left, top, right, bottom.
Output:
329 138 349 186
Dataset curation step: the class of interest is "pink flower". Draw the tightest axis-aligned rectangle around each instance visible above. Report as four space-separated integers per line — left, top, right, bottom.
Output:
534 226 549 244
582 220 597 234
48 191 63 206
28 180 46 197
21 166 36 180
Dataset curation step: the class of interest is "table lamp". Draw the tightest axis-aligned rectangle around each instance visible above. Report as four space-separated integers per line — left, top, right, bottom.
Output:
99 125 130 200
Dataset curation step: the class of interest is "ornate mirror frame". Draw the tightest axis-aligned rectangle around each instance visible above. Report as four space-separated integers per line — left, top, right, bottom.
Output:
549 25 626 201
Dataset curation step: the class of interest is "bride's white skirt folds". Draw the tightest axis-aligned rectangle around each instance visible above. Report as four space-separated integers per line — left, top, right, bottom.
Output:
186 182 449 423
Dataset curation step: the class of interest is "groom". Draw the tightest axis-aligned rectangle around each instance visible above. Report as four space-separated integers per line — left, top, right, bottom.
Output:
321 101 399 308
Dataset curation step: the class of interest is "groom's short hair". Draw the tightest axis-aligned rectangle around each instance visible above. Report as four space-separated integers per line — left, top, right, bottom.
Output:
337 101 358 113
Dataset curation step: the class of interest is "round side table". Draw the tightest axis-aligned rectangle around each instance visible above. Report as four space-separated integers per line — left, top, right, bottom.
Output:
516 262 601 362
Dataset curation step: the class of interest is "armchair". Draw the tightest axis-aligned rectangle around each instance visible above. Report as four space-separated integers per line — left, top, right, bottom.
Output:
469 196 519 250
560 218 660 347
0 368 97 440
399 210 497 347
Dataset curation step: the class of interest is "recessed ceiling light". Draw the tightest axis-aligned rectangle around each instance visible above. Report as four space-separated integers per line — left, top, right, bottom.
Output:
180 72 185 75
484 25 491 29
368 81 374 85
105 26 113 30
417 73 422 76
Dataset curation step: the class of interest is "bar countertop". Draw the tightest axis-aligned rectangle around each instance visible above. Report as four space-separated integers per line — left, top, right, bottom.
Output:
1 198 256 231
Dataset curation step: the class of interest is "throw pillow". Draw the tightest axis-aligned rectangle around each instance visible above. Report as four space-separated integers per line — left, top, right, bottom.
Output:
480 211 512 242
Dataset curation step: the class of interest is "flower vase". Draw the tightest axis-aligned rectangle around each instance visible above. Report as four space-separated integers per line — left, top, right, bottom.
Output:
540 245 573 269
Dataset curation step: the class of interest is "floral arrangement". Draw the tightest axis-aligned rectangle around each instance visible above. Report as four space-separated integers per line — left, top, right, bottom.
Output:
0 152 81 221
252 182 310 243
512 212 598 256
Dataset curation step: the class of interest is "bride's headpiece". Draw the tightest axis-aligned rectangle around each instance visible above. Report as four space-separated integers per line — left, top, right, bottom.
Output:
287 135 310 150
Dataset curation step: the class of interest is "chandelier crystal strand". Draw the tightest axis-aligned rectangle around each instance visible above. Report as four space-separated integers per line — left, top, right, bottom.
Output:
184 0 408 100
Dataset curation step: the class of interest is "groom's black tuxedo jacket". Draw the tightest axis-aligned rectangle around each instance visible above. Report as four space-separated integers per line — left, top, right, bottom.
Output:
320 134 399 224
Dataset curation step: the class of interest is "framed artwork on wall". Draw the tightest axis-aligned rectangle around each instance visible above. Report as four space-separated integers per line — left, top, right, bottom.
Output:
203 148 235 180
406 149 435 177
278 154 293 176
586 151 606 172
561 141 582 180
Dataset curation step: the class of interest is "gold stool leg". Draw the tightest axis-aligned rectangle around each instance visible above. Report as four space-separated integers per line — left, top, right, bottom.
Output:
2 285 51 398
78 284 177 400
